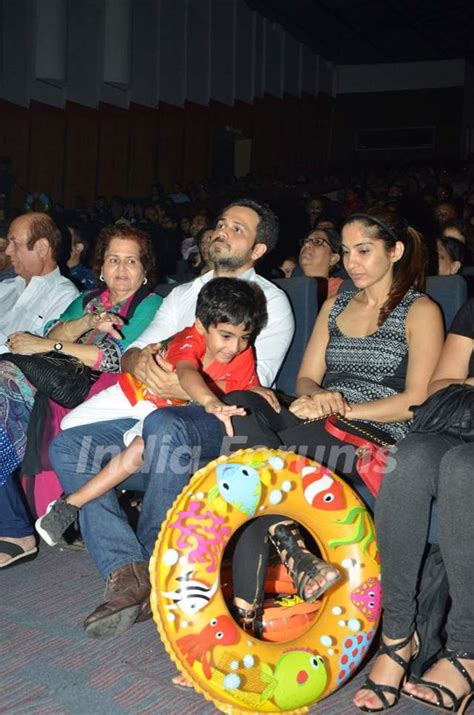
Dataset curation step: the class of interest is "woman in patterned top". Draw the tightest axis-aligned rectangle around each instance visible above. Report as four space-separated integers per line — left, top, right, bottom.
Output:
225 206 445 641
0 225 161 569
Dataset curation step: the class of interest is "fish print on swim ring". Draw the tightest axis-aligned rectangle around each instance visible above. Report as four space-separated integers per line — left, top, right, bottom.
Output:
208 462 262 516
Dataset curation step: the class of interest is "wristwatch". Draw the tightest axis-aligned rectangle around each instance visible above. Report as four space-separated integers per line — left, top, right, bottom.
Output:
53 342 63 352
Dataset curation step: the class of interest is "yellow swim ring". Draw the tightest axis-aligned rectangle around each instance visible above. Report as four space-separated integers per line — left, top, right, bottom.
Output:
150 448 381 714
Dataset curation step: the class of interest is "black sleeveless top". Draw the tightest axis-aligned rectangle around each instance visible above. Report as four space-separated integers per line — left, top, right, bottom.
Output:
323 288 423 441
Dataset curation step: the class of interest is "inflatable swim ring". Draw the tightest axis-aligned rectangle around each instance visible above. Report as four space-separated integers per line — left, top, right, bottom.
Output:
150 448 381 714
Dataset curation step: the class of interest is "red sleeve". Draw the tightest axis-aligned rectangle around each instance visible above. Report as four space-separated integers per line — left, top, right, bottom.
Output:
164 326 205 369
221 347 260 392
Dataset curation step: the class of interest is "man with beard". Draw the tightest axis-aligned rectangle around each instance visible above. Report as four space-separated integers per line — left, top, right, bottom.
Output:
50 198 294 638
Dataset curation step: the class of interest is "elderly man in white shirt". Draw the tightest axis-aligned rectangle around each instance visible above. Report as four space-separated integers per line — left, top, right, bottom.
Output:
0 213 78 352
51 198 295 639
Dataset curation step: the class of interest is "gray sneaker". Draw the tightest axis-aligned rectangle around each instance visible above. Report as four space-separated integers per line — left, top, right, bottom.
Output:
35 499 79 546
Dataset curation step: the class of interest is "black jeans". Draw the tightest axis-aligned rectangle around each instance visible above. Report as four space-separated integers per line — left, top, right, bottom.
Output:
224 391 373 604
375 432 474 652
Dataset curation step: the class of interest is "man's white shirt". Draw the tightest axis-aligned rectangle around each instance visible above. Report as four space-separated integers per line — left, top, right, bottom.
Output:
0 268 79 353
129 269 295 387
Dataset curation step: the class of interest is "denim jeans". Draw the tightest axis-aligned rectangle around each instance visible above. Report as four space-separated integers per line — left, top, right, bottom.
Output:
0 473 35 537
49 406 225 581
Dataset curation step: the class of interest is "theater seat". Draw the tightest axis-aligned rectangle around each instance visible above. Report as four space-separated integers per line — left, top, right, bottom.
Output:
339 275 468 331
272 277 325 396
425 275 467 330
153 283 178 298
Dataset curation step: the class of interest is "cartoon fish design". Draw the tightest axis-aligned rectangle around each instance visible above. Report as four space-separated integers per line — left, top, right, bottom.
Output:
209 463 262 516
337 630 375 685
351 577 382 622
271 649 328 709
301 465 346 510
161 570 219 616
176 615 239 679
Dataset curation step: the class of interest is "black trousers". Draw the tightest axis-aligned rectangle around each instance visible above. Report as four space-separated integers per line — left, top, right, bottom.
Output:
223 391 373 604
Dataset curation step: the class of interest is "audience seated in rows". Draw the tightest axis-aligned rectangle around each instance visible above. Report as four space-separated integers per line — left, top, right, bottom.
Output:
0 222 161 568
48 198 294 641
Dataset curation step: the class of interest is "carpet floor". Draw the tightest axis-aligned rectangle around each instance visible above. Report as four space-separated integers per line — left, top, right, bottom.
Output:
1 545 461 715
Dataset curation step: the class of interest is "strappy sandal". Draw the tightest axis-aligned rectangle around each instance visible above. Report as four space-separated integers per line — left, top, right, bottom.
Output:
230 602 263 637
268 522 341 603
404 650 474 713
356 632 420 712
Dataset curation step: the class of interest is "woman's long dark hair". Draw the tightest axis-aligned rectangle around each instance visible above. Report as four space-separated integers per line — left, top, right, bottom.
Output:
343 205 426 326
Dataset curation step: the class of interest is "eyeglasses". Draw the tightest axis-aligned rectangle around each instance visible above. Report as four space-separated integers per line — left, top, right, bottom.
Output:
299 236 332 249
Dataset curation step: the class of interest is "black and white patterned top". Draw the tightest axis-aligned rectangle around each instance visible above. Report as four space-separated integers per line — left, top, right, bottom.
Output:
323 287 423 441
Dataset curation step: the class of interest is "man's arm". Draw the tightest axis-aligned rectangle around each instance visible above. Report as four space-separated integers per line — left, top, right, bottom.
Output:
253 281 295 387
121 283 198 399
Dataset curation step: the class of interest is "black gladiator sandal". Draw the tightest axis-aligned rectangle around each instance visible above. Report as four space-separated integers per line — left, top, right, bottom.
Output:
268 522 341 602
356 632 420 712
230 601 263 638
404 649 474 713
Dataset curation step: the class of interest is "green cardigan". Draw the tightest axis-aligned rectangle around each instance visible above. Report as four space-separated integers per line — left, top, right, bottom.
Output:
44 291 163 349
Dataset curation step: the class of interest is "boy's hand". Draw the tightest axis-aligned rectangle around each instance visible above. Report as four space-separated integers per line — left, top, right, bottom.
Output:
204 400 246 437
249 386 281 413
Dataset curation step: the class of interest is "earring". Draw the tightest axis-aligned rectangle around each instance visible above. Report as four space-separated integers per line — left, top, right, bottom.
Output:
99 273 105 282
143 276 148 285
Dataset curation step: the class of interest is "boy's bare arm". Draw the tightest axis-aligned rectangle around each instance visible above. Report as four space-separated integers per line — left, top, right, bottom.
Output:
175 361 246 436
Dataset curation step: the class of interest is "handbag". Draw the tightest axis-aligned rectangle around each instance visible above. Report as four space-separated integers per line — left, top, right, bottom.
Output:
410 383 474 442
0 351 98 408
323 415 394 497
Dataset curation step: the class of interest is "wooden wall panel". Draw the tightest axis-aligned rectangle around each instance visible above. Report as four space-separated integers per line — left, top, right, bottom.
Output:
156 105 185 190
128 105 159 198
29 103 66 204
251 95 282 177
96 104 130 198
64 103 100 206
0 93 339 208
182 103 211 183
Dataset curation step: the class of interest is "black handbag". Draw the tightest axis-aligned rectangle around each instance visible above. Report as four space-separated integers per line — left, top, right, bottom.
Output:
0 351 98 408
410 383 474 442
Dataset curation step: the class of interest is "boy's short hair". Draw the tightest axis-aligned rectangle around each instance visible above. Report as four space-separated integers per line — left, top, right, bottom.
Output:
196 277 268 341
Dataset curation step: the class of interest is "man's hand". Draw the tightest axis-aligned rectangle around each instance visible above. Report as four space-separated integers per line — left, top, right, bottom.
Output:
249 386 281 412
7 332 51 355
204 400 247 437
127 344 185 400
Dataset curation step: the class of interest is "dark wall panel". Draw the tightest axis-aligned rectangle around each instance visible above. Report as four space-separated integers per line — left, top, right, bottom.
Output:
182 103 211 183
64 103 100 206
128 104 159 197
0 101 30 208
96 104 130 198
0 93 336 207
331 87 464 165
156 104 185 189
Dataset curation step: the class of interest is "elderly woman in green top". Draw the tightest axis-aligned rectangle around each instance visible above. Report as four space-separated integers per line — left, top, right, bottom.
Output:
0 225 162 568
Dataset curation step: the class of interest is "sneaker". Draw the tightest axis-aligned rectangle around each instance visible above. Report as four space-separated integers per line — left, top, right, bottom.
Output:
35 498 79 546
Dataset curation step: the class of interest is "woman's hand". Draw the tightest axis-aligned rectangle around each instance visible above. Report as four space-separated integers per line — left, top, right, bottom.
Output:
204 400 247 437
289 390 351 419
88 311 124 340
249 386 281 412
7 332 52 355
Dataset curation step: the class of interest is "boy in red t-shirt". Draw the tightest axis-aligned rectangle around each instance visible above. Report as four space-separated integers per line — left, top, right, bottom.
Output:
36 278 276 545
